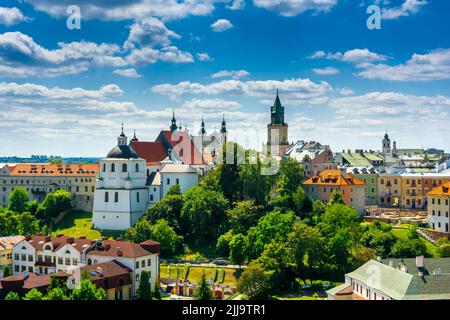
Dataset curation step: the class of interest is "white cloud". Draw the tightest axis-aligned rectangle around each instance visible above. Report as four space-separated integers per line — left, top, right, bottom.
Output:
312 67 339 75
309 48 388 63
22 0 217 21
113 68 142 78
0 7 28 26
125 46 194 66
211 19 234 32
356 49 450 81
253 0 337 17
152 78 333 102
382 0 428 20
227 0 246 10
124 17 181 50
181 98 242 112
197 53 214 61
211 70 250 79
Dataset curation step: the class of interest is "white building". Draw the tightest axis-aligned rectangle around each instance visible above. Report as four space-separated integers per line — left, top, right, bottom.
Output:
93 127 148 231
93 126 200 230
11 234 160 297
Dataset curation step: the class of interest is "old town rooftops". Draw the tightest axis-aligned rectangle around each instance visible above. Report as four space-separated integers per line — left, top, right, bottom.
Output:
0 236 25 250
428 183 450 196
17 234 160 258
304 169 365 186
3 163 99 177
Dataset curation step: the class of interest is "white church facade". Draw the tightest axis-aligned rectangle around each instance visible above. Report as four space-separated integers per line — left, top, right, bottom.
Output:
93 127 199 231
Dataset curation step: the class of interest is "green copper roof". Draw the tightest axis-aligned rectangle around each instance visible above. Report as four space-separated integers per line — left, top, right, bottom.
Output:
340 152 372 166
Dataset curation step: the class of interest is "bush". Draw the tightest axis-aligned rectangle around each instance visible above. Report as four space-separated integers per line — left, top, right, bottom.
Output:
211 268 218 282
183 264 190 280
217 269 225 284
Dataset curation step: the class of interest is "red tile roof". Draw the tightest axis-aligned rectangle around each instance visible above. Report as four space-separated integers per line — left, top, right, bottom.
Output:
82 260 132 289
158 131 206 165
4 163 99 177
304 169 365 186
20 235 93 253
130 141 168 165
86 239 159 258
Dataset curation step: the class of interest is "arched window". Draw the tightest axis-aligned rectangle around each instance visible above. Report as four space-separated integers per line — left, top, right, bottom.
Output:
114 192 119 203
122 163 127 172
111 163 115 172
105 192 109 203
21 246 27 250
65 250 71 254
103 163 106 172
44 245 52 251
135 163 139 172
87 258 92 265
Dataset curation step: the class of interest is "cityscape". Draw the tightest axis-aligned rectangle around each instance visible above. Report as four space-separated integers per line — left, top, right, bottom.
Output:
1 0 450 309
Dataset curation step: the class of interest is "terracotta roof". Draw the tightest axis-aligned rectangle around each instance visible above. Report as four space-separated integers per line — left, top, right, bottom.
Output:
428 183 450 196
130 141 168 165
304 169 365 186
86 239 158 258
0 273 51 290
19 235 94 253
158 131 206 165
4 163 99 177
82 260 132 289
0 236 25 250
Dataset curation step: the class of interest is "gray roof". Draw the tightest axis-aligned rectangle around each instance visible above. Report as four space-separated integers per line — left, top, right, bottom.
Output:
160 164 197 174
106 145 139 159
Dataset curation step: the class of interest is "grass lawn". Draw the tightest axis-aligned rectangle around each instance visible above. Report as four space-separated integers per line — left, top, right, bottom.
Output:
392 227 438 257
51 210 124 240
160 264 238 286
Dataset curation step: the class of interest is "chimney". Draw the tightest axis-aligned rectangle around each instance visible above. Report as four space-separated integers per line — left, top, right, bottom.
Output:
116 247 123 257
104 243 111 251
44 236 51 242
24 235 32 241
57 234 64 238
416 256 425 268
102 237 108 241
66 237 75 244
78 236 86 240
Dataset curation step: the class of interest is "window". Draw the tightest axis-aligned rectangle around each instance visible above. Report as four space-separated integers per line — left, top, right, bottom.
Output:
58 257 63 264
147 259 151 266
150 195 154 201
105 192 109 203
176 178 180 185
114 192 119 203
137 192 140 203
14 265 19 272
135 163 139 172
65 258 71 265
21 254 26 261
111 163 115 172
103 163 106 172
135 261 139 269
73 258 78 266
28 255 33 262
44 245 52 251
122 163 127 172
167 178 170 185
141 260 145 268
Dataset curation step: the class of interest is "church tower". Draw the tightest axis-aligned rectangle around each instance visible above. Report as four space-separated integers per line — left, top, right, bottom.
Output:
382 132 391 154
220 114 228 145
170 111 178 132
267 90 290 157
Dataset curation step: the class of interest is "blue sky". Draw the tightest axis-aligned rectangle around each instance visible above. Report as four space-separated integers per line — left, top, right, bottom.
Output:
0 0 449 157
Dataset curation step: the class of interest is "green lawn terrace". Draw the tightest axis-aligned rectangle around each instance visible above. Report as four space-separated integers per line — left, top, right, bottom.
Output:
160 264 239 287
50 210 123 240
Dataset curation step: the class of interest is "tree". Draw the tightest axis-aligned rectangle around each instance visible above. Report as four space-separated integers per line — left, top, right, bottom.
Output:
125 219 182 257
23 288 43 300
4 291 20 300
137 270 152 300
391 238 429 258
437 242 450 258
216 230 234 257
218 142 243 202
45 287 70 300
317 203 360 238
166 184 182 196
7 187 29 213
199 167 222 193
226 200 260 234
194 272 213 300
146 193 184 232
2 265 11 278
27 200 39 216
40 189 73 219
71 279 106 300
240 157 275 205
153 281 161 300
237 263 270 300
328 190 345 206
181 186 229 246
229 234 247 267
277 158 303 195
17 212 41 235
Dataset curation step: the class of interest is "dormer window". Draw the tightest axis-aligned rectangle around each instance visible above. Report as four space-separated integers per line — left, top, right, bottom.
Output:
44 245 52 251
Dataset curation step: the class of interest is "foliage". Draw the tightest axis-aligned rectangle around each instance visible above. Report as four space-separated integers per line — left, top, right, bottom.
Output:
3 265 11 278
226 200 260 234
216 230 234 257
8 187 29 213
71 279 106 300
0 209 41 237
45 287 70 300
229 233 247 266
137 270 152 300
194 273 213 300
391 237 429 258
328 190 345 206
183 264 190 280
146 192 184 232
211 268 218 282
218 142 243 202
240 157 276 205
39 189 73 220
217 269 225 283
166 184 182 196
4 291 20 300
181 186 229 246
153 281 162 300
23 288 43 300
437 242 450 258
277 158 303 196
237 263 270 299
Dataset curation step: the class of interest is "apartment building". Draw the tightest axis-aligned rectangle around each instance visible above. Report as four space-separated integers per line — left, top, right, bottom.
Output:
428 183 450 233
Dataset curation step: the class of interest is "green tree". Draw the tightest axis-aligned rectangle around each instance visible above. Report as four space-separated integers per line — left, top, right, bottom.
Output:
40 189 73 219
27 200 39 216
71 279 106 300
237 263 270 300
146 193 184 232
199 167 222 193
181 186 229 246
194 273 213 300
45 287 70 300
137 270 152 300
216 230 234 257
166 184 182 196
0 210 19 236
3 265 11 278
391 238 429 258
23 288 43 300
4 291 20 300
7 187 29 213
229 234 247 267
328 190 345 206
437 242 450 258
17 212 41 235
226 200 260 234
124 219 153 243
240 157 275 205
218 142 243 202
277 158 303 195
153 281 161 300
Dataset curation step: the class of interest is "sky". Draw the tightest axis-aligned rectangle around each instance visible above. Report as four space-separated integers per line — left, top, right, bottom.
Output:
0 0 449 157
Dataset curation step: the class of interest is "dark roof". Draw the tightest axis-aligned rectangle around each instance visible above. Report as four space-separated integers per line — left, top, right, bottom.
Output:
106 144 139 159
82 260 132 289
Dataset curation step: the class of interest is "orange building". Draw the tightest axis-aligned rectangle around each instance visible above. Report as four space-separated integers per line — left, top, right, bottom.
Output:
304 170 366 214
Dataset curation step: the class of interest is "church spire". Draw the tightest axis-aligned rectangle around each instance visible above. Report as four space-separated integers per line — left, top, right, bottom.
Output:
200 116 206 135
271 90 285 125
131 129 138 142
118 123 127 146
221 114 227 134
170 110 178 132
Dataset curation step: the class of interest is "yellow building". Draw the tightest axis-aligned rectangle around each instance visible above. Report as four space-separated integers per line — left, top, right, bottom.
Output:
427 183 450 233
0 236 24 276
378 174 402 207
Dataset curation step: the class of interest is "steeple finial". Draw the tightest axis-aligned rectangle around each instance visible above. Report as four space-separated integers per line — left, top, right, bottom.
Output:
170 110 178 132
